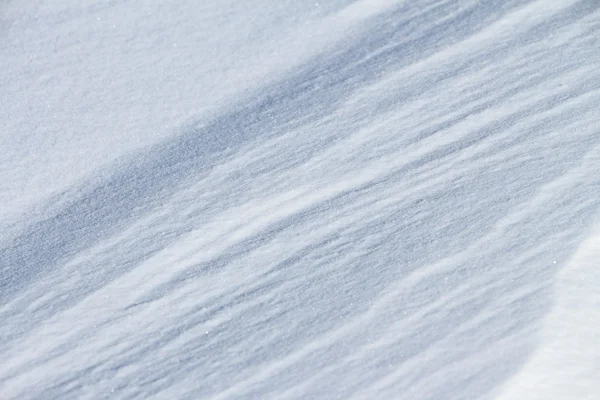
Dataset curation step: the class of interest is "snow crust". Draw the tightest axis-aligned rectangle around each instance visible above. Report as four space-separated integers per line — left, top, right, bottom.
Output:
1 0 599 399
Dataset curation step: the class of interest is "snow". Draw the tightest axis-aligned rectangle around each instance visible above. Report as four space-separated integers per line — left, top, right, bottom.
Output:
496 225 600 400
1 0 599 399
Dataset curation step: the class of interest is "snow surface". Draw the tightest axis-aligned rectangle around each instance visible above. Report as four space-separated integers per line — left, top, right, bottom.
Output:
1 0 600 399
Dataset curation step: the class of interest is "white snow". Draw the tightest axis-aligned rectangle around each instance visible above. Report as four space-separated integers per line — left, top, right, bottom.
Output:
1 0 599 399
496 224 600 400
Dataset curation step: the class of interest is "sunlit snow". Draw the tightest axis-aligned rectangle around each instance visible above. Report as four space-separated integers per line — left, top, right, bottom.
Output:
1 0 599 399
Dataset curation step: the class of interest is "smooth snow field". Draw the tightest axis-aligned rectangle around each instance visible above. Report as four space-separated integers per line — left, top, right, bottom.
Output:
1 0 600 399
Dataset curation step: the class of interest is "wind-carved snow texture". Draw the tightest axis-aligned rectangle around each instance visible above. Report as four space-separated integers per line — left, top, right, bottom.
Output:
1 0 600 399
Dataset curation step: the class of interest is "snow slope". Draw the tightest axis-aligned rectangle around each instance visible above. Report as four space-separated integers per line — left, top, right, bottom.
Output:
1 0 599 399
497 226 600 400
